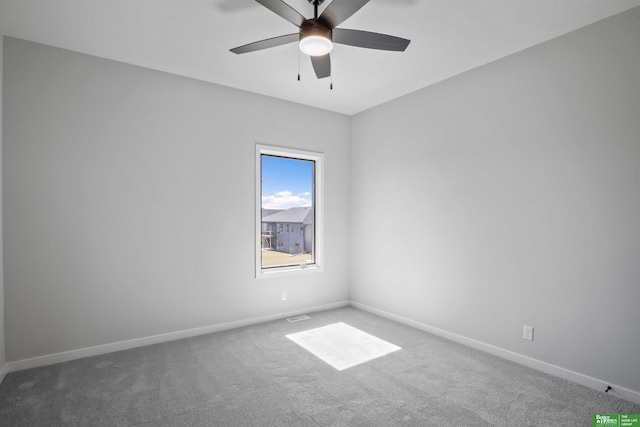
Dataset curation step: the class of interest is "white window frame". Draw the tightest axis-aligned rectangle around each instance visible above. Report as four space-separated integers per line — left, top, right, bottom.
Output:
256 144 324 279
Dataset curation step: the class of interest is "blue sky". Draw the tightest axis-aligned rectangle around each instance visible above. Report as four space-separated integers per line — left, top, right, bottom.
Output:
262 155 313 209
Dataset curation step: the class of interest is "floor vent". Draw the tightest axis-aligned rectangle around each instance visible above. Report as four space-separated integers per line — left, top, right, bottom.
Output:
286 315 310 323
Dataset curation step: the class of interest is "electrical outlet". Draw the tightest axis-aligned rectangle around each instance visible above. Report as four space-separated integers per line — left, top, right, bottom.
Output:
523 325 534 341
281 291 287 301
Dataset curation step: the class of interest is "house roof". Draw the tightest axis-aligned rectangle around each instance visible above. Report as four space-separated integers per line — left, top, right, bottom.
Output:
261 209 283 218
262 207 312 224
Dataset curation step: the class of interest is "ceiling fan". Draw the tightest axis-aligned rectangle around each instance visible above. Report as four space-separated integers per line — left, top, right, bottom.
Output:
230 0 410 81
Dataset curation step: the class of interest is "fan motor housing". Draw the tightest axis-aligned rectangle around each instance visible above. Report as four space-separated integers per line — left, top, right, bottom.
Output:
300 21 332 43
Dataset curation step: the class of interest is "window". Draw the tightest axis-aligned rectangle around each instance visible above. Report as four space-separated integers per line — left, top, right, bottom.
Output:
256 144 323 277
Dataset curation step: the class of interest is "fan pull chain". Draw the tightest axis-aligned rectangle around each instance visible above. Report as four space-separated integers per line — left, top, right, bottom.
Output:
297 49 301 81
330 63 333 90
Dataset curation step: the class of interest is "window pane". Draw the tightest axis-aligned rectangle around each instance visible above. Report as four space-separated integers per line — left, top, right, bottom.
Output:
261 155 314 269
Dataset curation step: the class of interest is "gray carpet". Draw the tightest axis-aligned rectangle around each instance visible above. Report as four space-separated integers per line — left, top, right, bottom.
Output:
1 307 638 426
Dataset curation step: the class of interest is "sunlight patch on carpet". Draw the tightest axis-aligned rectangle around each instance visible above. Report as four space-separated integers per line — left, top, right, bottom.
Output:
286 322 401 371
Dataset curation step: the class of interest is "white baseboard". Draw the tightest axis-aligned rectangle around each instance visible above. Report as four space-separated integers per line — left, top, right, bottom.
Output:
6 300 349 374
0 363 7 384
350 301 640 406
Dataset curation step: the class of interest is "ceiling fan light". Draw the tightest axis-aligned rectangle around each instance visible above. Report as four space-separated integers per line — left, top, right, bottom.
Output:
299 35 333 56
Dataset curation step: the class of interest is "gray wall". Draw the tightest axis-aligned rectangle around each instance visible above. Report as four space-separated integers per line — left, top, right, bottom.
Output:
3 37 351 362
350 8 640 393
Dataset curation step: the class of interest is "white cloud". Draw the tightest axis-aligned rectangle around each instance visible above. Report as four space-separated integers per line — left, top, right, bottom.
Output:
262 190 312 209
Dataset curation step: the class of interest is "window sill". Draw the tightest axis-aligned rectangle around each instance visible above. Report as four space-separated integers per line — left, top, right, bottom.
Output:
256 263 323 279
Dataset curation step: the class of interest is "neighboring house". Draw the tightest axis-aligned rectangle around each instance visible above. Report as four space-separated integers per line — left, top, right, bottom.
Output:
260 208 282 250
261 207 313 254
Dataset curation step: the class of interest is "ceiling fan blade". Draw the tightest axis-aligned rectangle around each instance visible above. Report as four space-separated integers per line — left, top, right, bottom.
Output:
333 28 410 51
230 33 298 54
310 54 331 79
255 0 306 28
318 0 369 28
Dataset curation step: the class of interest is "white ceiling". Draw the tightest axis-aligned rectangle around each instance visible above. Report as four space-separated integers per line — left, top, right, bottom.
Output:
2 0 639 115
